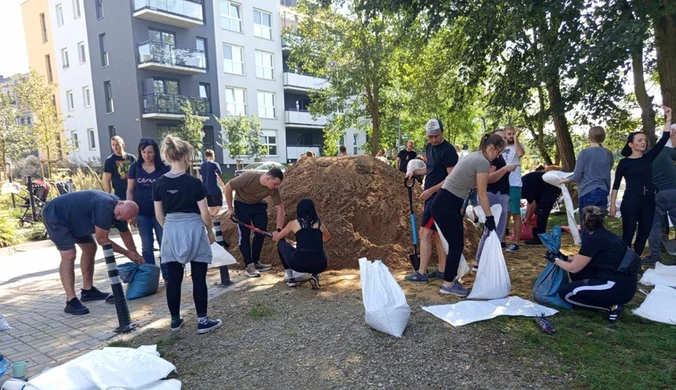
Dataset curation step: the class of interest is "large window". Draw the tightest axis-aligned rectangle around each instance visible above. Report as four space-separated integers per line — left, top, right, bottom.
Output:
66 90 74 111
99 33 108 67
203 126 214 155
71 131 79 150
40 13 48 42
154 79 179 94
257 91 275 119
157 124 179 139
149 28 175 46
73 0 81 18
220 1 241 32
56 4 64 26
61 48 69 68
255 51 273 80
87 128 96 150
222 43 244 75
253 9 273 40
224 87 246 116
104 81 113 113
82 86 91 107
77 41 86 63
196 37 207 67
96 0 104 19
262 130 277 156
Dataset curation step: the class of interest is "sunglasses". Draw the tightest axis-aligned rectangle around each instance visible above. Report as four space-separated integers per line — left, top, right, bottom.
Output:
140 138 156 145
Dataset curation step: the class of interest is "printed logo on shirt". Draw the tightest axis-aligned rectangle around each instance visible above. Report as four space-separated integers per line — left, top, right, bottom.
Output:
167 189 178 194
116 159 132 180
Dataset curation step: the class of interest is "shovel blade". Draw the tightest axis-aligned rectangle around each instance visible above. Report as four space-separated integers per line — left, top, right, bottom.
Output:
409 254 420 271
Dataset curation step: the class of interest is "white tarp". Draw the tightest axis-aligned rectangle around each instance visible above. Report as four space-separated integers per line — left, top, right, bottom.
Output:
639 262 676 288
542 171 580 245
633 285 676 325
185 241 237 272
422 296 558 326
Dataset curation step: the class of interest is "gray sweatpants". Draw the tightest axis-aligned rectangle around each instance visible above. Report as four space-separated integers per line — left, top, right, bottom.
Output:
648 188 676 258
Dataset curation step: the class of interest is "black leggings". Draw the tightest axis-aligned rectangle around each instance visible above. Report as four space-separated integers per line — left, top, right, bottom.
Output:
431 189 464 282
558 277 636 311
620 193 655 256
535 200 556 235
277 240 328 275
166 261 208 318
235 201 268 265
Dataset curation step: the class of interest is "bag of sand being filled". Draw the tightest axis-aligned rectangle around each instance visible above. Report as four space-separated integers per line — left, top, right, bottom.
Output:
359 258 410 337
469 204 511 299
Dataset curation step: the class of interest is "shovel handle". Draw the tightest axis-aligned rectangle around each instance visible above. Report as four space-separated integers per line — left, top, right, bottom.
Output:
230 216 273 237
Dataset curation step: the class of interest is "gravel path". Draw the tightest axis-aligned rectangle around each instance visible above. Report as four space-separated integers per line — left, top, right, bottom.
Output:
130 271 571 390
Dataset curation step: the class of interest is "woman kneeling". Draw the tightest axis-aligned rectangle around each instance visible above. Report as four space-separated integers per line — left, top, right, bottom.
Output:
273 198 330 289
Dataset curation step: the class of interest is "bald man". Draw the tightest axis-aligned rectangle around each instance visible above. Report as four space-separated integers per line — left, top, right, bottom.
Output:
42 190 143 315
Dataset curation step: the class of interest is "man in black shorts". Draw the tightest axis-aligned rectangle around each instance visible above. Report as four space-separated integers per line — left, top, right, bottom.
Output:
199 149 225 217
42 190 143 315
405 119 459 282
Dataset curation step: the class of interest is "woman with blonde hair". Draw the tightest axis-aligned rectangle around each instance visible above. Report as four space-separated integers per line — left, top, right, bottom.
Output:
153 135 222 334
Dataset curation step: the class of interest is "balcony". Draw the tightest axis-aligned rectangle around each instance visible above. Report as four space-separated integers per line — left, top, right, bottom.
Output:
138 42 206 74
283 72 328 92
133 0 204 28
284 110 326 128
142 93 211 120
287 146 321 161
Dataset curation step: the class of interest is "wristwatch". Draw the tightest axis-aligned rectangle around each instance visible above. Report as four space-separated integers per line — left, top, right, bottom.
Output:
276 228 282 233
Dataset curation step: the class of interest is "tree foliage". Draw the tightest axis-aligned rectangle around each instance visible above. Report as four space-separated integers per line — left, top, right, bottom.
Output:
0 92 34 172
177 99 207 157
217 114 268 168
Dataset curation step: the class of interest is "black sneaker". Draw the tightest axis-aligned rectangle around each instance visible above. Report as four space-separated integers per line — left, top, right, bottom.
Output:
80 286 111 302
309 274 321 290
197 318 222 334
64 298 90 315
287 278 297 288
214 281 234 288
170 317 185 332
607 305 624 323
506 244 520 252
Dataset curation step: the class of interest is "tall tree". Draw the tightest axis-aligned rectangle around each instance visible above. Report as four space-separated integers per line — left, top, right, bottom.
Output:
0 93 34 179
217 114 268 167
177 99 207 156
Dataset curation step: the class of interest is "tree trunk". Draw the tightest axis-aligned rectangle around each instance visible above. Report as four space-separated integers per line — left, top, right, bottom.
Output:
370 87 380 156
632 42 656 145
535 86 553 165
546 80 575 172
654 12 676 116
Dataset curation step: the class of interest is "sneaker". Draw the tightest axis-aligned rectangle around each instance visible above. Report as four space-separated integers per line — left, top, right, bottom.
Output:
309 274 321 290
500 242 507 249
170 317 185 332
440 280 469 297
426 269 444 280
64 298 90 315
287 278 297 288
505 244 520 252
283 271 311 283
641 256 659 265
404 271 429 283
472 264 478 272
197 318 222 334
607 304 624 323
214 280 234 288
80 286 111 302
524 239 542 246
254 261 272 271
245 263 261 278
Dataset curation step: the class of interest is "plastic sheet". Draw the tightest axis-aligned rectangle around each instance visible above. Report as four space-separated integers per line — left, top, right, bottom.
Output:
423 296 558 326
639 262 676 287
633 285 676 325
0 311 11 330
359 258 410 337
184 242 237 272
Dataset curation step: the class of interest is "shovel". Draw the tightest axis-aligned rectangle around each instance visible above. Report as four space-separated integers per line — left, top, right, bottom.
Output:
230 216 273 238
405 176 423 271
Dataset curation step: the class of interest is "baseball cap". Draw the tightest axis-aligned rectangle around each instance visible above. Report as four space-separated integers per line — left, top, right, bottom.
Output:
426 119 443 136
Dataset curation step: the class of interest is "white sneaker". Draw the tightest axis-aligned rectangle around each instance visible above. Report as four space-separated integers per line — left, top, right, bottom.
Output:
283 271 311 282
245 263 261 278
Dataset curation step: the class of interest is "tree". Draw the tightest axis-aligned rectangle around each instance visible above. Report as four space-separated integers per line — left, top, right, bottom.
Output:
0 92 34 179
178 99 207 156
244 115 268 162
217 115 268 168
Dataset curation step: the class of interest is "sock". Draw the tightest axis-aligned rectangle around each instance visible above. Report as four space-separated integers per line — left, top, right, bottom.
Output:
285 269 294 279
171 315 181 322
198 316 208 325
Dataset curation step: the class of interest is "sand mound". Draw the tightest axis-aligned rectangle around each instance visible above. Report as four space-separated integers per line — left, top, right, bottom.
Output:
220 156 480 270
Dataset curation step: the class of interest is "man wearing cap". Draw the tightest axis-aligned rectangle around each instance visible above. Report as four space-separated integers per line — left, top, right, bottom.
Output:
405 119 459 282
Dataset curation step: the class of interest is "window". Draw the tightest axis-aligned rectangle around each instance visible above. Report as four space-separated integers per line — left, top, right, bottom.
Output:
71 131 79 150
353 133 359 155
108 125 116 139
157 124 179 139
220 1 241 32
253 10 273 40
40 13 48 42
224 87 246 116
104 81 113 113
56 4 64 26
82 86 91 107
222 43 244 75
262 130 277 156
148 28 175 46
73 0 81 18
154 79 179 94
87 128 96 150
77 41 86 63
255 51 273 79
196 37 207 68
199 83 211 101
257 91 275 119
99 33 108 67
203 126 214 155
26 117 31 125
66 90 74 111
45 55 53 82
61 48 69 68
96 0 104 19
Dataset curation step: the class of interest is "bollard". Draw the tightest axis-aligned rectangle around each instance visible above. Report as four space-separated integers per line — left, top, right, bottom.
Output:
214 221 233 287
103 243 138 333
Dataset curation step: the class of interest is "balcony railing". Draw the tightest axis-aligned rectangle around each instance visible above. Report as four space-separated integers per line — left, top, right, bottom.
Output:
133 0 204 27
142 93 210 118
138 41 206 72
284 109 327 127
283 72 328 91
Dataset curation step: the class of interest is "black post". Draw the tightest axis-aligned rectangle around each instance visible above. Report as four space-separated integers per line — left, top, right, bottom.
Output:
214 220 233 287
103 243 138 333
27 176 36 222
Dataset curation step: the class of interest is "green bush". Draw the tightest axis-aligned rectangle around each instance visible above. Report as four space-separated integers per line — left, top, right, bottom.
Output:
27 222 47 241
0 217 24 247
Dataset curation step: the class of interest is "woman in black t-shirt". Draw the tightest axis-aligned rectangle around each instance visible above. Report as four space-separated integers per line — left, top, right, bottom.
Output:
152 135 222 334
548 207 640 323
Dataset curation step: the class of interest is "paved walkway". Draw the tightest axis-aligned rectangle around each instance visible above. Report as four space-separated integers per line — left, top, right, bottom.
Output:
0 233 246 383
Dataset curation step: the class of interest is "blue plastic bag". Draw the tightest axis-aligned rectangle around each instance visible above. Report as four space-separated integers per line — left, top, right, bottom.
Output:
118 263 160 300
532 226 572 310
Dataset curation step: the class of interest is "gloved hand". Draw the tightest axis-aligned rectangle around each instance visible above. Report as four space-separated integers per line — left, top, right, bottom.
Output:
484 216 496 232
545 251 569 263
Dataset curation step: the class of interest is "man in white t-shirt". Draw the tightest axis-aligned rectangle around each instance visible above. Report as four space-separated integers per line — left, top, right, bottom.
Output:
501 126 526 252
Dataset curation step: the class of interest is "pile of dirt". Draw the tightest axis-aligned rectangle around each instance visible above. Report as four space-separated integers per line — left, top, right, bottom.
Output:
220 156 481 270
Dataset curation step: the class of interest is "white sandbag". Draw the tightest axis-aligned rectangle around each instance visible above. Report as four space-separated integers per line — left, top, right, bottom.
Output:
543 171 580 245
185 242 237 272
422 296 558 326
633 285 676 325
0 311 11 330
434 221 470 279
473 204 503 225
639 262 676 287
406 159 426 176
467 230 511 299
358 258 410 337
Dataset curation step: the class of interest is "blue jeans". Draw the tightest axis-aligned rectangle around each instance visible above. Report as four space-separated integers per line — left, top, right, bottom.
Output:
578 188 608 241
137 214 168 279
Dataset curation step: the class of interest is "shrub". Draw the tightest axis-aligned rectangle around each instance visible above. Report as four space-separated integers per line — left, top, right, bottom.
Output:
11 155 43 181
0 217 24 247
27 222 47 241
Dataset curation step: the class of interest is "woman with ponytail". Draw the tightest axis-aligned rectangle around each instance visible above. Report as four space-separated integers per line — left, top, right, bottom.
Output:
273 198 330 289
609 106 672 256
431 133 505 297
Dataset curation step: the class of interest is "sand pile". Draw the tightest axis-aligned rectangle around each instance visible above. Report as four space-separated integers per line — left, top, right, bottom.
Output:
220 156 481 270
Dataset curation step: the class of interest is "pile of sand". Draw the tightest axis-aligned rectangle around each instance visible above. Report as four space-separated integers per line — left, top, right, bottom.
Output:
220 156 481 270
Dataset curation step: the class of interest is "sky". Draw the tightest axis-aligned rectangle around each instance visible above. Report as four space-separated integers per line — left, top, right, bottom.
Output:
0 0 30 78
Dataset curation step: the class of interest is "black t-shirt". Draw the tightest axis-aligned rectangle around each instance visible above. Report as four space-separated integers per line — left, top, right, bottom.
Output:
487 155 510 195
613 131 669 194
424 140 458 190
43 190 119 237
578 227 633 282
152 173 208 215
104 153 137 200
522 172 561 204
397 149 417 172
